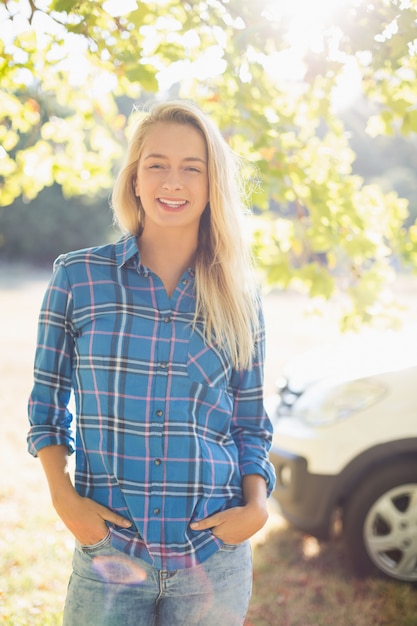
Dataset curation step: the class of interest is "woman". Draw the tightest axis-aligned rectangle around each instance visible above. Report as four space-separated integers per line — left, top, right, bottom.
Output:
28 100 275 625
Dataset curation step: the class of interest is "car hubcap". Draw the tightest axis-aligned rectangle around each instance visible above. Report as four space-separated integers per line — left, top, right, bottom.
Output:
364 483 417 581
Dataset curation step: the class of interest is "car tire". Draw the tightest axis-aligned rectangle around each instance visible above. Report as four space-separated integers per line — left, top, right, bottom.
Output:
343 461 417 583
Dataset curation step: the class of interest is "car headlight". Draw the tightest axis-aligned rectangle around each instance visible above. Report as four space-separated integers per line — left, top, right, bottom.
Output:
291 377 387 426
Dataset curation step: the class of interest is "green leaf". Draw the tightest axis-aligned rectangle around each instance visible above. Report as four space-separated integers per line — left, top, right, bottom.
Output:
50 0 76 12
124 64 158 91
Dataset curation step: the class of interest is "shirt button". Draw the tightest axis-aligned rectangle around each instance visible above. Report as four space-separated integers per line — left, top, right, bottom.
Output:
181 278 188 285
153 508 161 515
154 458 162 466
160 362 168 369
164 316 171 323
156 410 163 417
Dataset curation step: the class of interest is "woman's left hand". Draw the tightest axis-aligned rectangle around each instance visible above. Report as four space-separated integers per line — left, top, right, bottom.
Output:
190 501 269 544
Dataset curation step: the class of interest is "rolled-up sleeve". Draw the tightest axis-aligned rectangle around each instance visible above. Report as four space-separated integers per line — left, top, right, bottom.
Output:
230 308 276 496
27 257 75 457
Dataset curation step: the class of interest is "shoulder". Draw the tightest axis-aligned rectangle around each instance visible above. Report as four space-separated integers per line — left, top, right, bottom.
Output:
53 234 135 272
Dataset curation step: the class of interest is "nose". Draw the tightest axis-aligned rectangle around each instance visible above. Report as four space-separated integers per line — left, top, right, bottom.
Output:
162 168 183 190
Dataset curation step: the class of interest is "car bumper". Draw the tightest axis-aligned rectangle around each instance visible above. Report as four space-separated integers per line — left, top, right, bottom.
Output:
270 445 338 539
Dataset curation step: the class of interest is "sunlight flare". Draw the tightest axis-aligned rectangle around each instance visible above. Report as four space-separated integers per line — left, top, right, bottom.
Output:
264 0 357 53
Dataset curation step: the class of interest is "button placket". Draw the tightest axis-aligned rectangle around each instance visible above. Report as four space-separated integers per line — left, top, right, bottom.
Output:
147 303 172 545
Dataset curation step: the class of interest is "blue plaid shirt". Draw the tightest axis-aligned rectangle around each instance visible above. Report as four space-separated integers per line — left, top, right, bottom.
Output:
28 234 275 570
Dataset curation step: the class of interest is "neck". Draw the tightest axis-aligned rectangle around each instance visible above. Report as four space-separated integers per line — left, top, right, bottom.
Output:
139 227 198 267
137 227 198 296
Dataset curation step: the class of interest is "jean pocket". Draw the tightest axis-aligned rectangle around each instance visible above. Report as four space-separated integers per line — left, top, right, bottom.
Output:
78 529 112 554
219 542 239 551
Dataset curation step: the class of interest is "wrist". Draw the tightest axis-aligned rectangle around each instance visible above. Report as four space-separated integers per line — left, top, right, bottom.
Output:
51 481 78 511
245 499 268 516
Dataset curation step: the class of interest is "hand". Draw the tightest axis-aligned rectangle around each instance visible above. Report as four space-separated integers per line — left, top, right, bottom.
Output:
54 490 132 546
37 445 132 546
190 502 268 544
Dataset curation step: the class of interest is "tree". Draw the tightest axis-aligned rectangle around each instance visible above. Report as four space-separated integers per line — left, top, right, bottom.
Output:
1 0 417 328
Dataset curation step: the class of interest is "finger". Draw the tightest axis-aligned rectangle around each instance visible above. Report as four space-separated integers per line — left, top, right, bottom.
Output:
190 514 221 531
96 504 132 528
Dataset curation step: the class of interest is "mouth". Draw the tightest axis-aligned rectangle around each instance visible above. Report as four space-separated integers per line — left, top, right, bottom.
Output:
158 197 188 211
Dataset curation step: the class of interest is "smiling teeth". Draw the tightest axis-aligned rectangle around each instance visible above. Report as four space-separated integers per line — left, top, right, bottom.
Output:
160 199 186 207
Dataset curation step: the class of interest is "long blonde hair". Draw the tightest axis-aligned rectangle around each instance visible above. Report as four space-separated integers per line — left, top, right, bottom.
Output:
111 100 260 369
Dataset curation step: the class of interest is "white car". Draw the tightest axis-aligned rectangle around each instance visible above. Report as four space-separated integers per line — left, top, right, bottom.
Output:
267 328 417 583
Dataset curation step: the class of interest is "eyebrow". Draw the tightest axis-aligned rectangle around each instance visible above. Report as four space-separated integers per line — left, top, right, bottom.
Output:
143 153 207 164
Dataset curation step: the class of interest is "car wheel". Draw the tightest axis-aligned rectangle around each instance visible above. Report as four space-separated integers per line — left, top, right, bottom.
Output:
344 461 417 582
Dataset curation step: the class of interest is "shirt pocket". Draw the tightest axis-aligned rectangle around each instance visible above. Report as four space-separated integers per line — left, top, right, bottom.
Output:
187 327 231 389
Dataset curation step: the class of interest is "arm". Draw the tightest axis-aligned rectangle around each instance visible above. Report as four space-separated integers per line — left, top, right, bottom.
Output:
228 306 276 496
190 305 275 543
27 260 76 456
38 444 131 545
29 261 131 544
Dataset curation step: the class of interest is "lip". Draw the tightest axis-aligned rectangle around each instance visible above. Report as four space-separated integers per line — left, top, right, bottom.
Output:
157 197 188 211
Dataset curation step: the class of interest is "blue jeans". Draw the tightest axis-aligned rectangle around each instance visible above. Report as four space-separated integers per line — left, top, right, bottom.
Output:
63 533 252 626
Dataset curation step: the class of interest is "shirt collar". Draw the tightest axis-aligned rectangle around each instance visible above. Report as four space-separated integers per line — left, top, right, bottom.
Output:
115 233 140 268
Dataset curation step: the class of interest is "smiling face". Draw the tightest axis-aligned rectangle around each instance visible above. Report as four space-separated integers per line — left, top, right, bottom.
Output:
134 122 209 238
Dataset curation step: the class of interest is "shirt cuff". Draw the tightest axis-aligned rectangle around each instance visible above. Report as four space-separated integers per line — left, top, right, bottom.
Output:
27 427 75 458
240 461 276 497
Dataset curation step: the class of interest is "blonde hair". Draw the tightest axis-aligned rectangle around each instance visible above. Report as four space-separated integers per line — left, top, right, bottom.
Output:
112 100 260 369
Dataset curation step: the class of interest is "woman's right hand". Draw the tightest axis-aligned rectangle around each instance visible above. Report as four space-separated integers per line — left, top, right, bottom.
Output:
37 445 132 546
53 490 132 546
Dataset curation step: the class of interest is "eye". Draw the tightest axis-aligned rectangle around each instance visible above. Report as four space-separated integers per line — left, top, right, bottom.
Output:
185 167 201 173
148 163 164 169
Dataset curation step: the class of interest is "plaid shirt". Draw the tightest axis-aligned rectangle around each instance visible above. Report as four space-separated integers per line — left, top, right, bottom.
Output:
28 234 275 570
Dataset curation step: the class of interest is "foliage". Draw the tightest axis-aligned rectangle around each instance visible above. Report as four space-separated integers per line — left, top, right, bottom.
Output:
343 99 417 224
1 0 417 326
0 184 116 264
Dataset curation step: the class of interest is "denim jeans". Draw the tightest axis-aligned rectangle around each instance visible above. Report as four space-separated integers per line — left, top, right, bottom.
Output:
63 533 252 626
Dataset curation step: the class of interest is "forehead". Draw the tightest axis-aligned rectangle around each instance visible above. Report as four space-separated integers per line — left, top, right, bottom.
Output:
141 122 207 159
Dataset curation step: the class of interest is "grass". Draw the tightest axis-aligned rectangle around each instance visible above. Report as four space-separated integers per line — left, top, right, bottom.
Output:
0 487 71 624
246 507 417 626
1 266 417 625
